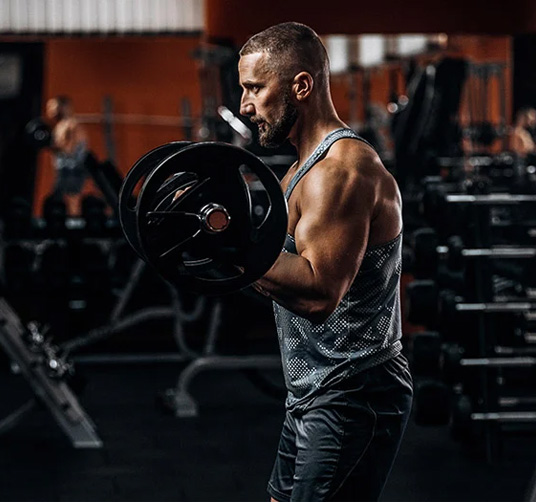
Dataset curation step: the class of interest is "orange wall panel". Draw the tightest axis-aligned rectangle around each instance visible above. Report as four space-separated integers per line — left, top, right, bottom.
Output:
449 36 513 135
326 36 511 134
205 0 536 44
35 36 202 214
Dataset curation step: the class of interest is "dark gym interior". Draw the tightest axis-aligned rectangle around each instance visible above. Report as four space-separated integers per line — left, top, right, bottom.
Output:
1 1 536 501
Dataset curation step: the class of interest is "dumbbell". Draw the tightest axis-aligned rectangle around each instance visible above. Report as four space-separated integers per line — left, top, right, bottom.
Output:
24 118 52 150
450 392 536 442
406 283 487 341
42 195 67 236
409 331 442 377
419 178 470 236
410 227 466 280
413 379 451 426
405 280 439 327
81 195 108 235
411 227 536 290
405 281 464 326
450 393 475 442
410 333 467 385
410 227 439 279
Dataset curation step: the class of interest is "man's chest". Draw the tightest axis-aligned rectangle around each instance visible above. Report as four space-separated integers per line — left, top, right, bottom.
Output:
279 167 302 236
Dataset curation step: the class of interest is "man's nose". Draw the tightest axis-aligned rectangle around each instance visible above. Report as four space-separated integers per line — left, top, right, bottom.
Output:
240 97 254 117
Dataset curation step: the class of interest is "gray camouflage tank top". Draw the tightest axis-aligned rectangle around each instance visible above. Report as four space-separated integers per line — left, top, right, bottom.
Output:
54 141 88 195
274 128 403 412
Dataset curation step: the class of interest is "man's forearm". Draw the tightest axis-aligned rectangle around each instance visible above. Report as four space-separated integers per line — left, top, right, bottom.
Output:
253 252 335 322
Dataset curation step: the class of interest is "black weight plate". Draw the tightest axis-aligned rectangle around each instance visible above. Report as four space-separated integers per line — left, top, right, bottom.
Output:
25 118 52 149
118 141 191 259
137 142 288 295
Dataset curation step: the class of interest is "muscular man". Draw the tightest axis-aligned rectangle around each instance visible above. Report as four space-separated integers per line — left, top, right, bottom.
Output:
45 95 89 214
238 23 413 502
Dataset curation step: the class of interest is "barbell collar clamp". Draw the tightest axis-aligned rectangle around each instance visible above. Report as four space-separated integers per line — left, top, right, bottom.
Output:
199 203 231 234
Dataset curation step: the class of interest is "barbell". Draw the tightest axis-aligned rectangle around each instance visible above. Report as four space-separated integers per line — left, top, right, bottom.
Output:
118 141 288 295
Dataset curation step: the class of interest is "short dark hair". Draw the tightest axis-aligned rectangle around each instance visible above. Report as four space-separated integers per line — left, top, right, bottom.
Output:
54 95 71 107
239 22 330 88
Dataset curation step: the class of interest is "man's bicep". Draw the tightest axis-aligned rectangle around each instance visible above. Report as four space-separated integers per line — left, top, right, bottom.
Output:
294 172 373 290
296 207 370 276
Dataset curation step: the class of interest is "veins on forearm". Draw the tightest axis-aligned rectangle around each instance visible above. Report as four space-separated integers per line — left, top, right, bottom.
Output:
254 252 327 315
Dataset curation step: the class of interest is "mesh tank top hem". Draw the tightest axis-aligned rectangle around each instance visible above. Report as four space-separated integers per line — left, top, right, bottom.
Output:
365 231 403 251
284 341 403 413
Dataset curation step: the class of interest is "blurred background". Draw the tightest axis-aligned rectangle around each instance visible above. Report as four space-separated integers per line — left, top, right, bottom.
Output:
1 1 536 501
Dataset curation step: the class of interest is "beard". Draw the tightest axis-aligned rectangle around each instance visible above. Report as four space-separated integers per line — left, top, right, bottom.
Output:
256 93 298 148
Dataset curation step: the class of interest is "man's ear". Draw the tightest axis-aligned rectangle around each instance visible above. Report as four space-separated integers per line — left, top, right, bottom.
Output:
292 72 314 102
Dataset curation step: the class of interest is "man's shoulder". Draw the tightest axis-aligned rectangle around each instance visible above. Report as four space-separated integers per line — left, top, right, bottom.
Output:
305 139 400 207
300 146 378 205
54 117 77 131
334 136 380 160
317 138 388 182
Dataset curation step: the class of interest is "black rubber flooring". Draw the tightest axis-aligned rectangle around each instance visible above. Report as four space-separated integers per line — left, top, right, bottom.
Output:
0 361 535 502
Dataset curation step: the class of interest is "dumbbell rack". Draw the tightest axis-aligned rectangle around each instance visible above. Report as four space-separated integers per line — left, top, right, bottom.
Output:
445 193 536 462
0 298 102 448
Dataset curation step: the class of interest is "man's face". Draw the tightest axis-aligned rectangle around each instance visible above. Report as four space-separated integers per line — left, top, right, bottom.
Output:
45 99 61 121
46 98 70 122
239 52 297 148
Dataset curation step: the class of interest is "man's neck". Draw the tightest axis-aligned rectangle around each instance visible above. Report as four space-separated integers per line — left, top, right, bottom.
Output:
289 105 347 168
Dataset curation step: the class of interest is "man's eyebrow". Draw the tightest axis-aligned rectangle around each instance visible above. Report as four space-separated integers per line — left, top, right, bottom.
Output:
241 80 262 88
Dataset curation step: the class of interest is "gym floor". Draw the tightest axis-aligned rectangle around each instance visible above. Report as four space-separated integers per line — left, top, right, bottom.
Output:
0 360 535 502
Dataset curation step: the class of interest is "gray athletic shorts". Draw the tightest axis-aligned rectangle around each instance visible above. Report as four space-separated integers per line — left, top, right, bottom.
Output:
267 353 413 502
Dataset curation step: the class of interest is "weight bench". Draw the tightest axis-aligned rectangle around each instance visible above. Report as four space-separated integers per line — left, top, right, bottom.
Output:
0 298 102 448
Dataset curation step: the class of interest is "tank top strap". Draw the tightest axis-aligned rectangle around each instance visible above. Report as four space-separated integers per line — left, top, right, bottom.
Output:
284 128 373 200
